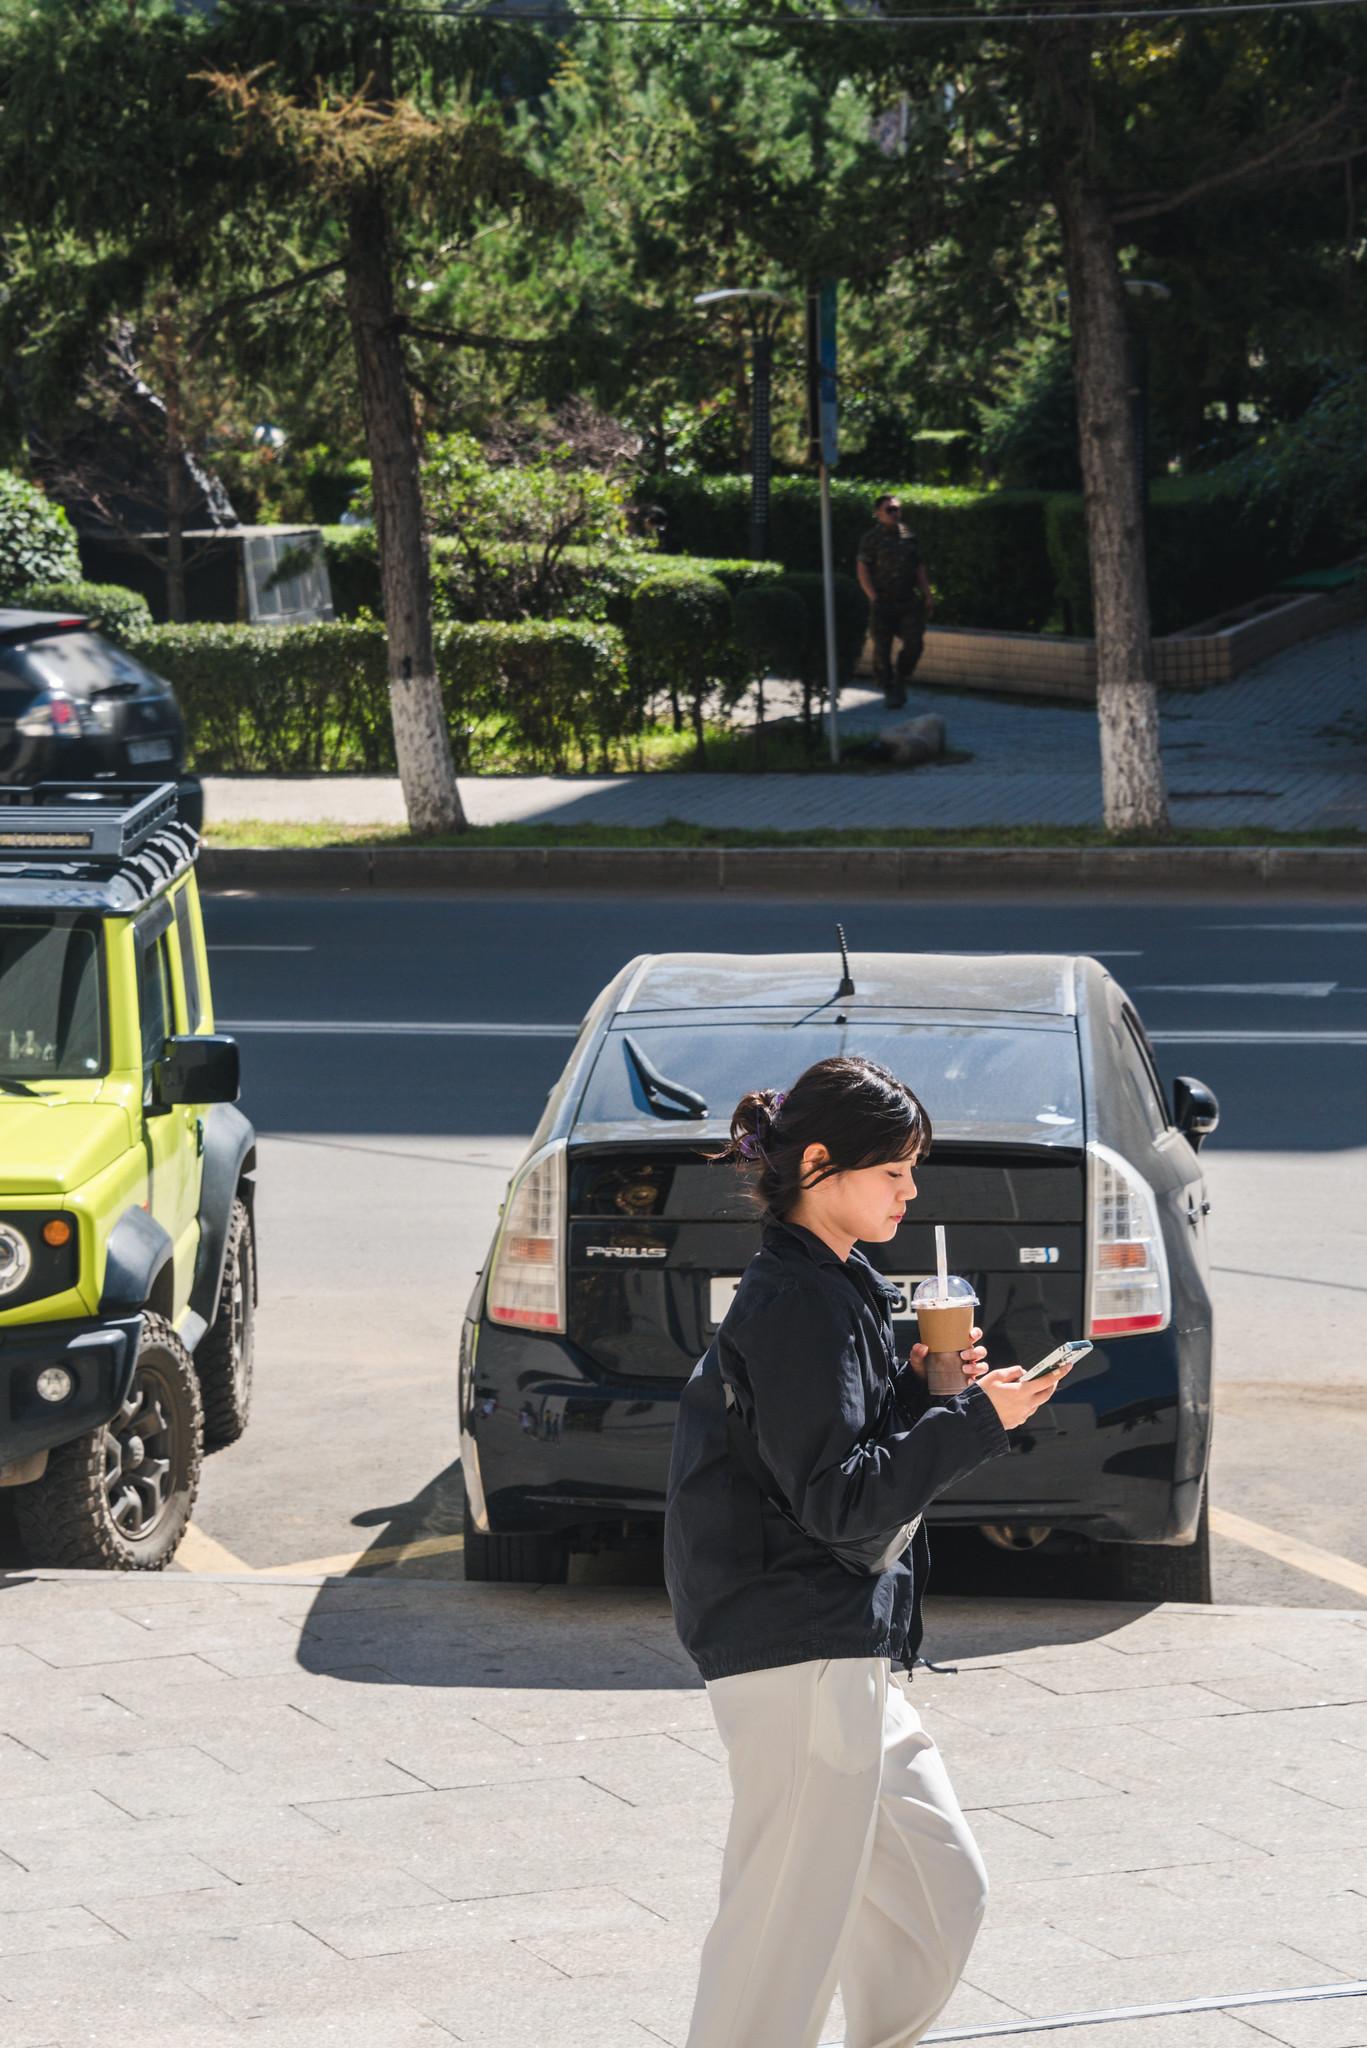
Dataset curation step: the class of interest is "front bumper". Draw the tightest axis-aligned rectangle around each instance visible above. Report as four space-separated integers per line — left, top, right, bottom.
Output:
0 1314 144 1472
462 1320 1212 1549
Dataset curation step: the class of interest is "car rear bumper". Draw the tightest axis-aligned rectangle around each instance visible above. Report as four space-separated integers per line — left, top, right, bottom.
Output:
462 1320 1212 1548
0 1314 144 1475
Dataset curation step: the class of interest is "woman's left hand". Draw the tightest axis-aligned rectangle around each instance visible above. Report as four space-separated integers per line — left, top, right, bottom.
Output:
908 1325 988 1383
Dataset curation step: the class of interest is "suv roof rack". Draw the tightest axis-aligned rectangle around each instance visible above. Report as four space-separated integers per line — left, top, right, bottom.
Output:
0 782 180 861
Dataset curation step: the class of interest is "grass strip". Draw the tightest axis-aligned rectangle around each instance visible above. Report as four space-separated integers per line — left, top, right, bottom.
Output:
205 819 1367 852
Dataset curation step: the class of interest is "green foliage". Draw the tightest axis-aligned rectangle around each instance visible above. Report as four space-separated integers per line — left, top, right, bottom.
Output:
777 571 868 734
646 476 1054 632
630 571 736 757
123 618 632 776
978 338 1081 492
1045 472 1324 638
1227 369 1367 557
0 473 82 591
730 583 809 682
11 579 152 642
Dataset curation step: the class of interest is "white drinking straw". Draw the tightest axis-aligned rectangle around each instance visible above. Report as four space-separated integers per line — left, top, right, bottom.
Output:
935 1223 948 1301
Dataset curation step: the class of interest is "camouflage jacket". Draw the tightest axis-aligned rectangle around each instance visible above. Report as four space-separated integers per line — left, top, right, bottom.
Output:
857 522 922 602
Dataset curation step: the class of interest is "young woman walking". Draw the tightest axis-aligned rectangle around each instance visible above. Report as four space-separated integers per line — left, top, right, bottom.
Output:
665 1055 1072 2048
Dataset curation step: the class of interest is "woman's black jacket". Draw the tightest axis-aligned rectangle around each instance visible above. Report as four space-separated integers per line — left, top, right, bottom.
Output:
664 1216 1010 1683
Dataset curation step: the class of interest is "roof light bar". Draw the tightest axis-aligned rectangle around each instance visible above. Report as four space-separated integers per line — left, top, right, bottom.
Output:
0 782 179 861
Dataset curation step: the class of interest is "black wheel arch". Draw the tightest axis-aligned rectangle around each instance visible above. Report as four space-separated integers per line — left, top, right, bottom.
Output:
100 1205 175 1320
190 1102 258 1328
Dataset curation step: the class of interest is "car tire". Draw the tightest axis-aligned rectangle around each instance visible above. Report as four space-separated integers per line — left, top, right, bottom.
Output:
461 1478 570 1584
196 1198 255 1452
1097 1486 1212 1603
12 1315 203 1571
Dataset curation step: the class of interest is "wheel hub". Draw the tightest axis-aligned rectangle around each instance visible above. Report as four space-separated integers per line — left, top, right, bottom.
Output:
103 1366 177 1542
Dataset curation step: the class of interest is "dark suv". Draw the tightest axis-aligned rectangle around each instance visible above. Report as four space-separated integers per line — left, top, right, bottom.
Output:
460 950 1221 1601
0 611 200 828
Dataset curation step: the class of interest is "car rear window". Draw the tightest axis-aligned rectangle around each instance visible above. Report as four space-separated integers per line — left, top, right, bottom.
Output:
579 1021 1083 1143
0 631 161 700
0 919 104 1079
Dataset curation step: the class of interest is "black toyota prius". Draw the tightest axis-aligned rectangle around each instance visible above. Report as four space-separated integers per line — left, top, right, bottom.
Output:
459 950 1220 1599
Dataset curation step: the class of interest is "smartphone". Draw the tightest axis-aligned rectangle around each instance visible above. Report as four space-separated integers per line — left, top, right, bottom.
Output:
1020 1339 1094 1383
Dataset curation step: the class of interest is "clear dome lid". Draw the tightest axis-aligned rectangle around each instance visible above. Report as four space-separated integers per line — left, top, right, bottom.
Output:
911 1273 978 1308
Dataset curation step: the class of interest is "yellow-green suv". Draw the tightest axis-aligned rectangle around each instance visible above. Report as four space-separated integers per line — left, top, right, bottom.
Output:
0 781 256 1569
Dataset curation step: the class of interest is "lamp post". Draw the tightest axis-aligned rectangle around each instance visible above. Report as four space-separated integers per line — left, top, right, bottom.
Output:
692 288 795 559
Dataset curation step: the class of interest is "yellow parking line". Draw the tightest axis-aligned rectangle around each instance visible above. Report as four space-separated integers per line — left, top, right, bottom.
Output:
1210 1505 1367 1600
257 1532 465 1577
175 1521 256 1575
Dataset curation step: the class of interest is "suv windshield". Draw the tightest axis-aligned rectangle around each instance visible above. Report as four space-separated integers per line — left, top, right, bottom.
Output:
580 1021 1083 1144
0 918 104 1080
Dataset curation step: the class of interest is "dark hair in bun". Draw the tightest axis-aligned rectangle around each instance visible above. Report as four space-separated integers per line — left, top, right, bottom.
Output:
715 1054 932 1216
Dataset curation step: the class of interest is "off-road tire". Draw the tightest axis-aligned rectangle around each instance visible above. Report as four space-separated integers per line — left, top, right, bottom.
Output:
196 1197 255 1451
1098 1487 1212 1603
461 1477 569 1584
12 1315 203 1571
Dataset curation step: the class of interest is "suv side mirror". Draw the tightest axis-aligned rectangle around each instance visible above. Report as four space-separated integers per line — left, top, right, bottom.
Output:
157 1034 240 1108
1173 1074 1219 1151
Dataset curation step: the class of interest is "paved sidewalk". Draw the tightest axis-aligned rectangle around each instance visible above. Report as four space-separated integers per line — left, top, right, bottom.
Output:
1 1571 1365 2047
204 620 1367 836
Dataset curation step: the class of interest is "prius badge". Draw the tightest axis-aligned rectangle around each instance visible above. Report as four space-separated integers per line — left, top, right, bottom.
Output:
1019 1247 1060 1265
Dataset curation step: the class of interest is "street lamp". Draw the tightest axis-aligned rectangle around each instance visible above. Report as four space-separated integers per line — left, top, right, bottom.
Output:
692 288 795 559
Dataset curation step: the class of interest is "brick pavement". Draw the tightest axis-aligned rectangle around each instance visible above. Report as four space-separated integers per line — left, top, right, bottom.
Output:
1 1570 1365 2047
203 619 1367 837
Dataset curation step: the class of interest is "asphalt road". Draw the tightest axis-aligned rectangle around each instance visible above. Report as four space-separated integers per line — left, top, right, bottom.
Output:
9 892 1367 1607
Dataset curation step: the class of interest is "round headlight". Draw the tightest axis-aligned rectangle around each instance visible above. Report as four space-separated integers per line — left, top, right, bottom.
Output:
36 1367 73 1403
0 1224 32 1296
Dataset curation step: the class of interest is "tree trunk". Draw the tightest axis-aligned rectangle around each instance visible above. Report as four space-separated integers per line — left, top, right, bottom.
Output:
164 451 187 624
344 180 466 835
1057 175 1169 834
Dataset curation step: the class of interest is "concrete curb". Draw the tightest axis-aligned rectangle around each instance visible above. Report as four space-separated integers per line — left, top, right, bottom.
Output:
198 843 1367 894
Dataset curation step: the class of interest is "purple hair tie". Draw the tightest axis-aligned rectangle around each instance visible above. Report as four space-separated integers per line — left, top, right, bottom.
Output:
772 1091 787 1113
738 1133 761 1159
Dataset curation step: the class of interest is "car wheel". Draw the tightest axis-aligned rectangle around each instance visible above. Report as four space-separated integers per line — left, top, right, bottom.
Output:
461 1477 570 1584
12 1315 203 1571
1097 1486 1212 1603
197 1198 255 1452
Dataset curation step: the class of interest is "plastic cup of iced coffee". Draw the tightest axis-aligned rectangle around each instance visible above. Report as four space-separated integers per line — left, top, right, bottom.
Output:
912 1274 979 1398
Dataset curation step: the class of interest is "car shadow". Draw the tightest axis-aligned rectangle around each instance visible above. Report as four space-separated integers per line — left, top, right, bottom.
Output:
290 1462 1160 1689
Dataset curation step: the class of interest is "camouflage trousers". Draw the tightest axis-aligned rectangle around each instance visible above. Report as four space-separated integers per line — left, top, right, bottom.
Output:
870 597 926 702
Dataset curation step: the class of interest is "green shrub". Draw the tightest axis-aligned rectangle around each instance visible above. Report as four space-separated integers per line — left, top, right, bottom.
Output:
779 572 869 734
1045 471 1321 638
645 476 1053 632
0 472 81 592
630 572 735 759
731 582 808 683
14 579 152 642
123 618 633 776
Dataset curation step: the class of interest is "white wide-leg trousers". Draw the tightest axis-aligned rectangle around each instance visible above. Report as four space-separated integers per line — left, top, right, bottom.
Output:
685 1657 988 2048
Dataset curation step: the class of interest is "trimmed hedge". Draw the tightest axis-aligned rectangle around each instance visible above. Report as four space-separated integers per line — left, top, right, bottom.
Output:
320 527 786 631
1046 475 1321 638
12 579 153 643
644 476 1054 632
124 619 632 776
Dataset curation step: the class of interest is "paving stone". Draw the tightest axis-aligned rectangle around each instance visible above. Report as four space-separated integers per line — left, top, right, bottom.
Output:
1230 1991 1367 2045
924 2017 1289 2048
303 1881 661 1960
97 1866 448 1941
0 1902 124 1958
961 1932 1352 2019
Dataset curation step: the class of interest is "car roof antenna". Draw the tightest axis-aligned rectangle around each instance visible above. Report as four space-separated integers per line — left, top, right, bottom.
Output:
835 923 856 999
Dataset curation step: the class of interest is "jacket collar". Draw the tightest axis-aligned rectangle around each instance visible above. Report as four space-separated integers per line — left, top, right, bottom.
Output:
764 1215 903 1299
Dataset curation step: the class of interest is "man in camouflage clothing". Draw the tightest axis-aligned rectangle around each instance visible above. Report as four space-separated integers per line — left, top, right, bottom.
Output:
856 494 935 708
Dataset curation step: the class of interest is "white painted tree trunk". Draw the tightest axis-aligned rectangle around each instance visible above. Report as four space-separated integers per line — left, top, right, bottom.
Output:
1058 175 1170 835
345 184 467 836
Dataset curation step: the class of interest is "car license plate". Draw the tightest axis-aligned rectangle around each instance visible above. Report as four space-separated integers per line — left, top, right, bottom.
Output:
127 738 174 764
707 1273 929 1326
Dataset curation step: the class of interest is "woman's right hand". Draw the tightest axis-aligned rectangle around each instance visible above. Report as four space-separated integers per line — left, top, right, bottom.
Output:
977 1362 1073 1431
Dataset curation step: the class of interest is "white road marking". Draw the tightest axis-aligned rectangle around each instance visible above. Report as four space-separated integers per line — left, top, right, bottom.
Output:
1210 1506 1367 1601
1201 922 1367 931
1138 983 1337 997
208 945 316 953
217 1019 578 1037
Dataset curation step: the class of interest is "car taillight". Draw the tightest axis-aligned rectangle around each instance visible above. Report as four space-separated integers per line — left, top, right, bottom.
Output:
1087 1141 1171 1337
486 1141 566 1333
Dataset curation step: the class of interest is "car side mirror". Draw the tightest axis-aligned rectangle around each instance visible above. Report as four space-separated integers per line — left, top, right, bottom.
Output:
1173 1074 1219 1151
157 1033 240 1108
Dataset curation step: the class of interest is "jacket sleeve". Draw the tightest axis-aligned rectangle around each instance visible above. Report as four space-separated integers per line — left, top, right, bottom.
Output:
735 1280 1010 1547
